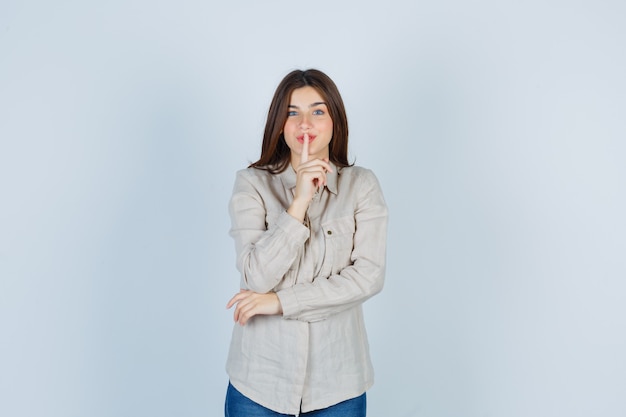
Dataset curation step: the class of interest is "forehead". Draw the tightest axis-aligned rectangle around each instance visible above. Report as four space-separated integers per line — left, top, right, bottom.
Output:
289 86 325 104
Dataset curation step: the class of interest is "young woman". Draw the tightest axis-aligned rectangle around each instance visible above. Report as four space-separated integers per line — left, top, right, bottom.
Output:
225 69 388 416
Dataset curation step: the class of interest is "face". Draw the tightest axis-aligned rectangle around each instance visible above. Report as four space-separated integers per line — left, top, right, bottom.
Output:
283 86 333 167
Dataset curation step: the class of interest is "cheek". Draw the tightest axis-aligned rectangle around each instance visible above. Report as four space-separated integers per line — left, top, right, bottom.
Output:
281 122 297 149
324 120 334 135
283 120 296 134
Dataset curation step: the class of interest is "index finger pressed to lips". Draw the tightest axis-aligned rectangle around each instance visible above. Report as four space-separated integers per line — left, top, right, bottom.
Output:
300 133 309 164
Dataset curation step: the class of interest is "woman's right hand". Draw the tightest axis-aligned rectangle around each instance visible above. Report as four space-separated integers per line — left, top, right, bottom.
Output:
288 133 332 222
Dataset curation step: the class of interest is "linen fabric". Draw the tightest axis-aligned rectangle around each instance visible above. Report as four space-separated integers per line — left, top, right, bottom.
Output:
226 163 388 414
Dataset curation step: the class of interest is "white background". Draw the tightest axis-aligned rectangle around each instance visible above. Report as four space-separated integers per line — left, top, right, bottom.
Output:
1 1 625 416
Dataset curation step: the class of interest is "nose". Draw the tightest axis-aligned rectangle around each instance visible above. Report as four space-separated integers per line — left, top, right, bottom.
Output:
299 114 312 130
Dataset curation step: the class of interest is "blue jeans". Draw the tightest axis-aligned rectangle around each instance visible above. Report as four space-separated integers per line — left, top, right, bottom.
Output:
225 382 366 417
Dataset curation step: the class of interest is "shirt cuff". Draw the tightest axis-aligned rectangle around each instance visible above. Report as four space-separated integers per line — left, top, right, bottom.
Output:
275 210 309 240
276 286 300 319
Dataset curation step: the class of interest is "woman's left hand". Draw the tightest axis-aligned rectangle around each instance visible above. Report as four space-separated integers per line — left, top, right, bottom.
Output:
226 290 283 325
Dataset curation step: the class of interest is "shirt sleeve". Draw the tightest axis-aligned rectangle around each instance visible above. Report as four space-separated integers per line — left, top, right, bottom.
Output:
229 170 310 293
277 169 388 322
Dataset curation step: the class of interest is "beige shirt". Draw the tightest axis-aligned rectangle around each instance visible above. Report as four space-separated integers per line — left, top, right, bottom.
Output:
226 163 388 414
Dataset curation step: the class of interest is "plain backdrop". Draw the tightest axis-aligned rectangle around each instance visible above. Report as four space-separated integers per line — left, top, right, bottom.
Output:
1 1 625 416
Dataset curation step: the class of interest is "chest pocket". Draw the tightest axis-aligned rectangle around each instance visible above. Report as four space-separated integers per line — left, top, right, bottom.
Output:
321 216 355 275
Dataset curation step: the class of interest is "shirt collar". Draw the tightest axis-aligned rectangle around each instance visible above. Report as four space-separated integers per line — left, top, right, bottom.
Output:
279 162 338 195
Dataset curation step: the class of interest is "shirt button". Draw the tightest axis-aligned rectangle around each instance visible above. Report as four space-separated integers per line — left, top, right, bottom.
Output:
327 230 332 235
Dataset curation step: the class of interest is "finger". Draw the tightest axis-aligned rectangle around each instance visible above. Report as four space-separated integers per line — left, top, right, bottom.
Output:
236 304 252 325
235 299 256 325
301 133 309 164
226 290 251 309
226 294 239 309
300 167 328 185
226 293 244 309
234 298 248 322
235 304 245 323
299 158 332 173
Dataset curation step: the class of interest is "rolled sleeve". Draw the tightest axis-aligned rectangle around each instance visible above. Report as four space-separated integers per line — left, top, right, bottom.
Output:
229 171 309 293
278 169 388 322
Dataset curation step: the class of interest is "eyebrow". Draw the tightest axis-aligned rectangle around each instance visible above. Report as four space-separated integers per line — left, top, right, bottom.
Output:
288 101 327 109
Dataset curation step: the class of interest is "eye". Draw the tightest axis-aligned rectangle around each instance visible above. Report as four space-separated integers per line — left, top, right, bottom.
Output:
288 110 298 116
312 109 325 115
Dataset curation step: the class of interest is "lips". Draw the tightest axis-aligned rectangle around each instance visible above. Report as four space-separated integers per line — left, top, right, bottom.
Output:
296 134 316 143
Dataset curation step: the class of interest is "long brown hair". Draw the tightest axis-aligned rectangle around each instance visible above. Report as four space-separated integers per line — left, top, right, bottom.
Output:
250 69 351 173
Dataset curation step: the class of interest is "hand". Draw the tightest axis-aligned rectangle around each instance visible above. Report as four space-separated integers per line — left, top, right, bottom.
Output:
294 158 332 202
288 133 333 221
226 290 283 325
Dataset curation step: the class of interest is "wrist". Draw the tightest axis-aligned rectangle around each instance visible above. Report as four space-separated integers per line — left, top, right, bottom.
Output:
287 199 308 223
272 292 283 315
